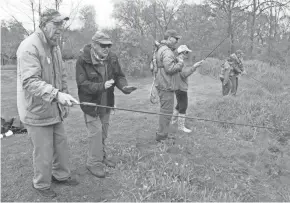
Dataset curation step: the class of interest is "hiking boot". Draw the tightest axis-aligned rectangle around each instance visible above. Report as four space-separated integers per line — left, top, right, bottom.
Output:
156 133 176 142
32 184 57 198
156 134 168 142
103 158 116 168
178 114 192 133
51 175 79 186
86 165 106 178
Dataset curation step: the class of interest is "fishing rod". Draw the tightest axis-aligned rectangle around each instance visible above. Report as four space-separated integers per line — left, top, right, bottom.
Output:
73 102 289 132
203 34 230 60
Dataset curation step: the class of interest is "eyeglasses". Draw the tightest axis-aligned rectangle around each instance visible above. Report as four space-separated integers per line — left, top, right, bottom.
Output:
99 43 112 48
52 21 64 27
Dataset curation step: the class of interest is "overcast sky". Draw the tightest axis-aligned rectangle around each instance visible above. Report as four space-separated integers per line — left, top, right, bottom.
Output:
0 0 202 31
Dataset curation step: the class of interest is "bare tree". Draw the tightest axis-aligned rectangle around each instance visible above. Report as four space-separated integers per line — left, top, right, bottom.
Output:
154 0 185 34
29 0 36 31
55 0 63 10
208 0 245 53
246 0 290 56
1 0 83 33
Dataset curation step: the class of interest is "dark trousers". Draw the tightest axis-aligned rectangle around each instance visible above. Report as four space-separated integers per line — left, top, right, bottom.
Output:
220 76 238 96
175 90 188 114
230 75 238 96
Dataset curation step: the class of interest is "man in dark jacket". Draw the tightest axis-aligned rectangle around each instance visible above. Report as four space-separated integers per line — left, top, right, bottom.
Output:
75 31 136 178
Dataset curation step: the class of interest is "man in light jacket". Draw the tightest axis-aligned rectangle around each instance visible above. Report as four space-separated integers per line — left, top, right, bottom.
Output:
17 9 79 198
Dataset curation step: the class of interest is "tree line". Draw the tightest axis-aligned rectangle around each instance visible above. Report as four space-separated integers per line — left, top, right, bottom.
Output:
1 0 289 76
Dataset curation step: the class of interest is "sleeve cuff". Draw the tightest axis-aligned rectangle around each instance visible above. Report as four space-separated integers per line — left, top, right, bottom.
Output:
50 89 59 103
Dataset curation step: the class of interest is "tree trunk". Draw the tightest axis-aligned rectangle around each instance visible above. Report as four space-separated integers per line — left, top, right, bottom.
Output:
228 8 234 53
31 1 36 31
153 0 157 40
249 0 256 57
268 4 274 56
38 0 41 17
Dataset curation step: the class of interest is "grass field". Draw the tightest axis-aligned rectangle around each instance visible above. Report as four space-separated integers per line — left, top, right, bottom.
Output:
1 60 290 202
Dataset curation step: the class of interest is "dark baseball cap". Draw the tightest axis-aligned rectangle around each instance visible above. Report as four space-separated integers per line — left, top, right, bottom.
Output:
92 31 113 45
164 29 182 39
40 9 69 25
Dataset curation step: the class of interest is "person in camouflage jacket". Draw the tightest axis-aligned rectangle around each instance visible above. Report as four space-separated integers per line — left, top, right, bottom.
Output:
154 30 184 142
219 50 245 96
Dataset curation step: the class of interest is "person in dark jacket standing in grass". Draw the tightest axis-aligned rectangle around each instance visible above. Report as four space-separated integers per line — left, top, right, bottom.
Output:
75 31 136 178
170 45 203 133
219 49 246 96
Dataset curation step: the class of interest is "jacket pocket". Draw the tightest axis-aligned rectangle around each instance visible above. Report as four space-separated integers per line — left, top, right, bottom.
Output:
88 72 102 83
26 95 46 114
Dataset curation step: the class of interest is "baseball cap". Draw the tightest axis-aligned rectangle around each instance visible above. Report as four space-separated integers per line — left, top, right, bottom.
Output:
177 45 192 54
164 29 182 39
92 31 113 45
40 9 69 25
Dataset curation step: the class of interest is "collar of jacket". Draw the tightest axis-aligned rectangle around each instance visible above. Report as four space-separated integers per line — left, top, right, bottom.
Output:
35 27 59 50
90 47 107 65
80 44 110 65
160 40 176 51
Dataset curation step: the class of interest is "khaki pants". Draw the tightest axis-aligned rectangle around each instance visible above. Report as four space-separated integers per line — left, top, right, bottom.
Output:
26 122 71 190
157 89 174 137
84 112 110 167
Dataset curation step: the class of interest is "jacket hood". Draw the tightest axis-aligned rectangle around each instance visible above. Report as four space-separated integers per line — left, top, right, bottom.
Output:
79 44 93 64
160 40 176 51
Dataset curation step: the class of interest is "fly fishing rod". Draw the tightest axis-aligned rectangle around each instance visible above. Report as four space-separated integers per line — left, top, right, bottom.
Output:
203 34 230 60
72 102 289 132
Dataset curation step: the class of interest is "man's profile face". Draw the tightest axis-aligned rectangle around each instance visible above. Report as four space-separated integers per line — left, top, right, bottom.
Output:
43 21 64 46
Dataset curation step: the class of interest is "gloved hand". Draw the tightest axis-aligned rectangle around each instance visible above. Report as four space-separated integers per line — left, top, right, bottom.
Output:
57 92 79 106
105 79 115 89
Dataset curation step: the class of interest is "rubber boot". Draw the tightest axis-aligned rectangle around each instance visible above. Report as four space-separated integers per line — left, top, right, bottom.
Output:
171 109 179 125
178 114 192 133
